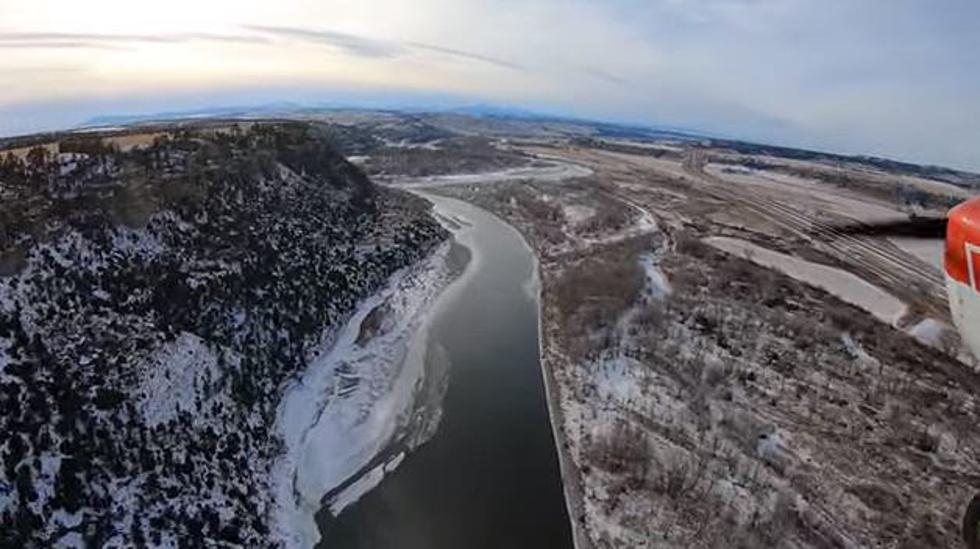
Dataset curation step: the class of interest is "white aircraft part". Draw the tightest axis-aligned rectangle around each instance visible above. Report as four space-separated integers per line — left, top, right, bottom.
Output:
947 273 980 360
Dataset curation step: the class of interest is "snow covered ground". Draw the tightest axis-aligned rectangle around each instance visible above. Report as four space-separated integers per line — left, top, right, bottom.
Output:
563 204 596 226
889 237 944 273
137 333 240 427
704 236 907 325
384 160 593 188
704 163 908 223
639 253 672 299
580 198 658 249
548 195 659 258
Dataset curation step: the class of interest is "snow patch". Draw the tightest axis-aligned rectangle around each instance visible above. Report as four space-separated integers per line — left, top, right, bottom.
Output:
52 508 85 529
639 254 671 299
841 334 879 370
890 238 944 273
705 237 906 325
0 336 10 376
136 332 229 427
756 431 787 461
908 318 946 347
53 532 85 548
0 480 12 515
563 204 595 225
387 160 593 188
557 197 659 255
32 453 62 515
594 356 643 403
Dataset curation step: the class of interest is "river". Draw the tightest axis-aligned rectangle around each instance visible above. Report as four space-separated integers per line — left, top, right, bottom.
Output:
314 194 573 548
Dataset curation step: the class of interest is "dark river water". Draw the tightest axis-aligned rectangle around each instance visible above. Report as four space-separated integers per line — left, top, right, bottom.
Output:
316 194 573 548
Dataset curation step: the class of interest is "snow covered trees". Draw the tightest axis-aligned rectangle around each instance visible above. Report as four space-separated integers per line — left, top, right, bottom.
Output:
0 123 446 545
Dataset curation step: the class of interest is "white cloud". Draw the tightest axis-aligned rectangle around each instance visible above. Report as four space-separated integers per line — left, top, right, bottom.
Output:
0 0 977 170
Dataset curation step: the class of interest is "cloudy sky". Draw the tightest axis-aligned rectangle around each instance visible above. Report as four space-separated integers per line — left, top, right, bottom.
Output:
1 0 978 170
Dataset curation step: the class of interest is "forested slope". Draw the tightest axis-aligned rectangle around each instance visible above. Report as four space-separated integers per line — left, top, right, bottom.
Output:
0 123 446 546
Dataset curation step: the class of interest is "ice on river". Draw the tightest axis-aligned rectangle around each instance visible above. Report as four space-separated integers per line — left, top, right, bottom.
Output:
271 239 459 548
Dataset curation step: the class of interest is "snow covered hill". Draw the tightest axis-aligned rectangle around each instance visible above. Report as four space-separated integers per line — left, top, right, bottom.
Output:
0 123 447 546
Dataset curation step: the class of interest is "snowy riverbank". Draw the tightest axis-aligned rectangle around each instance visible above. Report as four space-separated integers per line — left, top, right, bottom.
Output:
271 230 468 548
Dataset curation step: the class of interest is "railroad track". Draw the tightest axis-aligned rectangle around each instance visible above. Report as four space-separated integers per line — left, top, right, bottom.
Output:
680 150 949 318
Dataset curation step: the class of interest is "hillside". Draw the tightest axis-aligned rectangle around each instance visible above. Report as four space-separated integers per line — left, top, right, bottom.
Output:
0 123 447 546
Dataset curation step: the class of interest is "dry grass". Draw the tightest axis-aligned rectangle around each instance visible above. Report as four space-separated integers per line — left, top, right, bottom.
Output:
553 240 647 359
104 132 170 151
0 142 58 159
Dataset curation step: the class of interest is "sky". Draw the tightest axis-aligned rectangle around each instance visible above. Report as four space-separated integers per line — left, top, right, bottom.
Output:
0 0 978 170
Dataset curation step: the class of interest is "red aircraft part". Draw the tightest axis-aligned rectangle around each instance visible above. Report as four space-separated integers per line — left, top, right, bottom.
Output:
946 197 980 359
947 197 980 289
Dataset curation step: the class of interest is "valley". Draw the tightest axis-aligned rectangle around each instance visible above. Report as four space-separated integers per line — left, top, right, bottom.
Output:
2 110 979 548
363 112 980 548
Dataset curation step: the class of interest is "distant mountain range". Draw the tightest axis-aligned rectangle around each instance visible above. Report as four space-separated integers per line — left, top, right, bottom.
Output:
55 103 980 182
81 102 694 135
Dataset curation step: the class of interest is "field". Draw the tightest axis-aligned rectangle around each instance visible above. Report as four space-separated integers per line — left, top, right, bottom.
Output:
385 115 980 548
